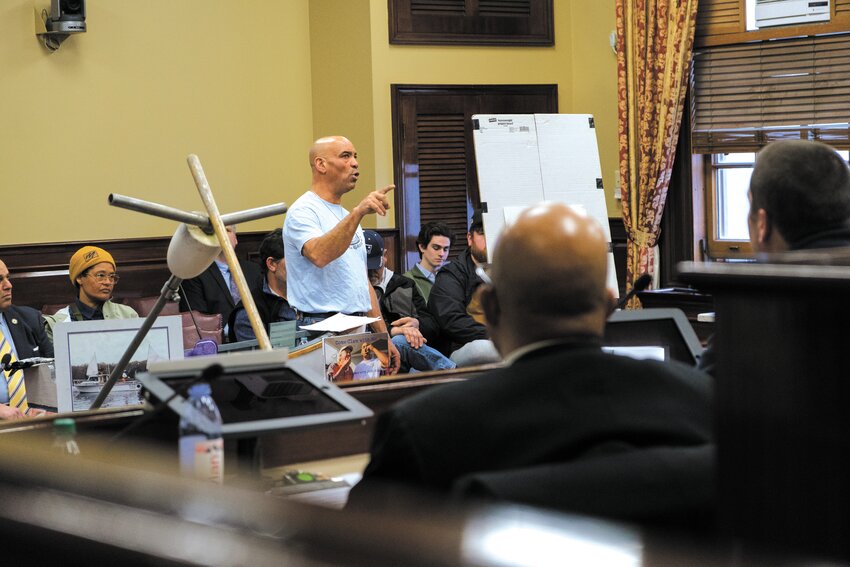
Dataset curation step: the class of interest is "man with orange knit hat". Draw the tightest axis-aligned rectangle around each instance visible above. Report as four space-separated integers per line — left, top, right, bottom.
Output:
44 245 138 340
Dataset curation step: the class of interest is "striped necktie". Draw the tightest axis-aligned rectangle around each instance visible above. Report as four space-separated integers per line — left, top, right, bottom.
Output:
227 268 240 305
0 327 28 413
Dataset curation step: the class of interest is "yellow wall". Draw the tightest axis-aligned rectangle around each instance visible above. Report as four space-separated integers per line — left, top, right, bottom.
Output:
3 1 621 245
352 0 619 227
1 0 314 245
363 0 577 228
570 1 621 217
309 0 377 206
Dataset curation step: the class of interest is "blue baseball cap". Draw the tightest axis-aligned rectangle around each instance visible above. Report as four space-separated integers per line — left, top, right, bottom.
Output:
363 230 384 269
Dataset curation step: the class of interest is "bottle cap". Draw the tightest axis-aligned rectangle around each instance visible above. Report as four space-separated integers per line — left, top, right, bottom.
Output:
187 382 212 398
54 418 76 436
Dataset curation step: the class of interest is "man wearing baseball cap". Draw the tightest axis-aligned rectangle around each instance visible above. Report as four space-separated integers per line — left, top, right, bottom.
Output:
44 245 138 340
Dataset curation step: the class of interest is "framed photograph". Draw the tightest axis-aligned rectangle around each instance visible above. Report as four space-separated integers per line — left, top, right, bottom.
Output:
53 316 184 413
322 332 389 383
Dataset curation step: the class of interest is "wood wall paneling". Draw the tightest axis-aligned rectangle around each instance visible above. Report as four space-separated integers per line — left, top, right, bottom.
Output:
1 230 400 312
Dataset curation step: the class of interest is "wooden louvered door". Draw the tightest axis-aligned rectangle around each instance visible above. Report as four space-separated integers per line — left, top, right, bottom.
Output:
391 85 557 271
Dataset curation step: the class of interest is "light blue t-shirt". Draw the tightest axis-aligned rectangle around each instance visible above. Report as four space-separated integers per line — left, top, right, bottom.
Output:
353 357 382 380
283 191 371 314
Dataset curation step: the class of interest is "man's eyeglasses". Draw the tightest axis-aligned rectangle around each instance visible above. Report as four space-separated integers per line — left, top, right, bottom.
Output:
86 272 120 284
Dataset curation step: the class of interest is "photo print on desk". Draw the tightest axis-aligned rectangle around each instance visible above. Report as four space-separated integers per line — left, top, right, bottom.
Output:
323 332 389 383
53 316 184 412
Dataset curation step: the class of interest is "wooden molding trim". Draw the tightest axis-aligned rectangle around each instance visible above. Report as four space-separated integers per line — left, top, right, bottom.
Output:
1 230 399 311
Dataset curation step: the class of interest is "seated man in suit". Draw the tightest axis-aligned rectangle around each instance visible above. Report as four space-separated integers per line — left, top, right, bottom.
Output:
364 230 454 373
699 140 850 375
428 209 500 366
228 228 296 342
44 245 138 340
351 203 713 525
179 225 262 339
0 259 53 419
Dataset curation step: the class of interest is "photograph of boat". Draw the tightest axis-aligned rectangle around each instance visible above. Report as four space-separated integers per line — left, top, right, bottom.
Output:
66 330 173 411
52 316 185 414
73 353 143 395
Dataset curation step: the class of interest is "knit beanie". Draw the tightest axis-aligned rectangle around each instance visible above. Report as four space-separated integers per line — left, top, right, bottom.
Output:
69 246 116 284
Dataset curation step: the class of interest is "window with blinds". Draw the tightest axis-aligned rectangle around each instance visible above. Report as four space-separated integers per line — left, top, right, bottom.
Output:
691 33 850 154
388 0 553 45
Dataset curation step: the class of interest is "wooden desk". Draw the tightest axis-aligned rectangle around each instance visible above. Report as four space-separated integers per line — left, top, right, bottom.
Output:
2 364 496 474
678 260 850 561
259 365 495 468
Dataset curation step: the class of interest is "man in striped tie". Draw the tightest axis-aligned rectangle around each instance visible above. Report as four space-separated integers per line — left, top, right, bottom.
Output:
0 259 53 419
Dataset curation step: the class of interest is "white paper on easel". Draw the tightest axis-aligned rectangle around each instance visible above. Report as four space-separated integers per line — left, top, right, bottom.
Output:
472 115 545 256
472 113 619 295
535 114 604 195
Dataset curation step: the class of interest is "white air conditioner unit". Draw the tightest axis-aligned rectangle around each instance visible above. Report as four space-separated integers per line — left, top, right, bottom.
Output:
755 0 830 28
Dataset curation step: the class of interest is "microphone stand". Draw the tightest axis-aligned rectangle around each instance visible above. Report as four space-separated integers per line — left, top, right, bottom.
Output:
90 155 286 410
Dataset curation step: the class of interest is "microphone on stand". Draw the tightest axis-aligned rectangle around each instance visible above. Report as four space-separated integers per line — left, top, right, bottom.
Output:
614 273 652 311
109 363 225 443
5 357 54 372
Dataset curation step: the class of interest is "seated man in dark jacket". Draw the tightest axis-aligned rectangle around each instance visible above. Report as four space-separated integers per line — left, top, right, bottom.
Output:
351 203 714 527
180 225 262 339
364 230 454 373
228 229 296 342
427 209 500 366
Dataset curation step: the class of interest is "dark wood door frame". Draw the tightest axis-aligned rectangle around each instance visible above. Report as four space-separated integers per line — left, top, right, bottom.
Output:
391 84 558 272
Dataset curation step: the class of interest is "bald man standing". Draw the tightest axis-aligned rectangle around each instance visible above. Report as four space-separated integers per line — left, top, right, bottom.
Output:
284 135 400 373
351 203 713 524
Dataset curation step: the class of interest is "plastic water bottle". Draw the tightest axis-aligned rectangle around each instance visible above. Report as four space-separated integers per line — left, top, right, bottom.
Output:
178 383 224 483
53 418 81 456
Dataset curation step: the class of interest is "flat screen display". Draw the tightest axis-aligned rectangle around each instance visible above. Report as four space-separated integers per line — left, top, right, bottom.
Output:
604 308 703 366
138 351 372 438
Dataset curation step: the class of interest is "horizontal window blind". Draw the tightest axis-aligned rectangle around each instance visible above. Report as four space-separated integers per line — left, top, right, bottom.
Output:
691 33 850 153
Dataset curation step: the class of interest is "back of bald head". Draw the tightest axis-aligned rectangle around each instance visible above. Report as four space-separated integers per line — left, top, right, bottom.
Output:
751 140 850 245
309 136 349 169
491 203 610 322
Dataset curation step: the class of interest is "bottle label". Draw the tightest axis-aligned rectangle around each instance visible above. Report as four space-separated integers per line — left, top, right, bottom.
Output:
179 435 224 483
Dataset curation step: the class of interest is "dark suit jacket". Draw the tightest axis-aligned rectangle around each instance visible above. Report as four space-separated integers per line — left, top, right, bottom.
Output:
179 260 262 327
351 341 713 515
2 305 53 359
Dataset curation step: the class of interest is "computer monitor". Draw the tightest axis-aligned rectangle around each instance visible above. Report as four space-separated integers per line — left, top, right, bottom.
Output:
603 308 704 365
138 350 373 438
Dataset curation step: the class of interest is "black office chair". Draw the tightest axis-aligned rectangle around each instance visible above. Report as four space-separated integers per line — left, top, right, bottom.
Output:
453 444 716 530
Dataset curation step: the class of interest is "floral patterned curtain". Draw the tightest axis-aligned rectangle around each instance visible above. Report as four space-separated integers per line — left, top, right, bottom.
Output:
616 0 698 307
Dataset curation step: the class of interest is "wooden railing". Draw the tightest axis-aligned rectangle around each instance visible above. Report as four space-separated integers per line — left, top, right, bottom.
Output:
0 230 399 312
